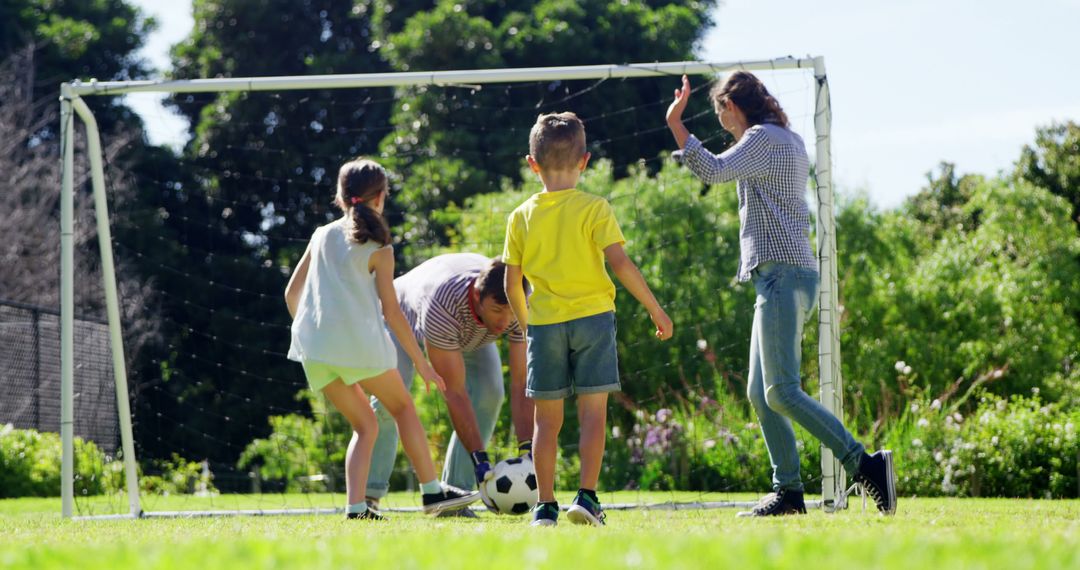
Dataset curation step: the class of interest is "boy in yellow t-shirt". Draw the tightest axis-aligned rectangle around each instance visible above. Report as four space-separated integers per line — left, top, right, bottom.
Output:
503 112 673 527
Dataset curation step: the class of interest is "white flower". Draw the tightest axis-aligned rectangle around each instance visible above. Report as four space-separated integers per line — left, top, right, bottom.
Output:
895 361 907 373
952 412 964 424
703 439 716 449
910 403 920 414
934 451 945 462
991 436 999 445
911 438 923 447
917 418 930 428
611 426 621 439
931 399 942 411
903 365 913 375
696 339 708 351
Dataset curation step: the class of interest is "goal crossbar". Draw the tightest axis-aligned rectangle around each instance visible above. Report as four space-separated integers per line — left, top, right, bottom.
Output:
59 57 842 519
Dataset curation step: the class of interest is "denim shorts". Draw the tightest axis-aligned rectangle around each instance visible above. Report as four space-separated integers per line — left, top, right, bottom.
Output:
525 311 620 400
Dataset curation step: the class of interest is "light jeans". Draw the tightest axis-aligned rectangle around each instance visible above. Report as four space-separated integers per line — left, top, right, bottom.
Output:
747 262 864 492
365 334 504 498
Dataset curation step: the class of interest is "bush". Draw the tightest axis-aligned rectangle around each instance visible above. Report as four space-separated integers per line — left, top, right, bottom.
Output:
882 393 1079 498
140 454 217 496
0 425 120 497
0 424 220 498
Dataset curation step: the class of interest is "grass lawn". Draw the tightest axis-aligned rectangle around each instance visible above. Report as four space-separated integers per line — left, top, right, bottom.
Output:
1 492 1077 569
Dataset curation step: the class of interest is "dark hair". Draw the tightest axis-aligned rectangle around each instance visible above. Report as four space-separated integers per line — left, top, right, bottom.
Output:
475 256 529 305
335 157 391 246
710 71 789 128
529 112 586 171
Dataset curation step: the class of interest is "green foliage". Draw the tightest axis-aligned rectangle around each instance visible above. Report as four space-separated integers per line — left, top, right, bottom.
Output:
372 0 719 247
0 425 220 498
0 425 116 498
837 175 1080 430
237 392 347 493
883 394 1079 498
140 454 218 496
1017 121 1080 231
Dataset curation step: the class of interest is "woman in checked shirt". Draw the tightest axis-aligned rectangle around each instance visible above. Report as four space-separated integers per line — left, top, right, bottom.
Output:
665 71 896 517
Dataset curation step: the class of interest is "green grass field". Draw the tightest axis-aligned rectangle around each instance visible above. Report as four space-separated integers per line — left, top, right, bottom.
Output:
2 492 1077 569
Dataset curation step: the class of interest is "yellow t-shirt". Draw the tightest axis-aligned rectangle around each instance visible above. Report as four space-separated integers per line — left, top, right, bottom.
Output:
503 189 626 326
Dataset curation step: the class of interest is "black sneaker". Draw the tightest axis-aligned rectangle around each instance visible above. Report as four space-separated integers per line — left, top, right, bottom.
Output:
853 450 897 515
736 489 807 517
566 492 606 526
346 508 385 521
422 483 481 515
531 502 559 527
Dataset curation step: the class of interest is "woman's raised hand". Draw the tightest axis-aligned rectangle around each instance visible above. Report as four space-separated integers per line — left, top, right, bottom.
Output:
665 74 692 126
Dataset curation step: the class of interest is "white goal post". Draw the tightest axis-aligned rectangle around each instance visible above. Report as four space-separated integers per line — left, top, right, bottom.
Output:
59 57 845 518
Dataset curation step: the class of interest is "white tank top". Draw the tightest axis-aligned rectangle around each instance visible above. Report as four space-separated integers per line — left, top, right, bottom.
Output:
287 218 397 370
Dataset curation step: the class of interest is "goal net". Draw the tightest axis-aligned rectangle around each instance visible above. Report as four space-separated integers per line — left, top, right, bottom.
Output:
58 58 845 519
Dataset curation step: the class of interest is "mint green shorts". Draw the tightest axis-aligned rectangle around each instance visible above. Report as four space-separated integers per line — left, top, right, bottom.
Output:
301 360 391 392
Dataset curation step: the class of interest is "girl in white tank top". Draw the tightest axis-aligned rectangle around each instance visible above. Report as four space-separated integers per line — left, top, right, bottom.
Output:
284 158 480 519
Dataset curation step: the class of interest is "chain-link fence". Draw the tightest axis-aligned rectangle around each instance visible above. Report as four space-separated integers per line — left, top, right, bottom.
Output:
0 299 117 453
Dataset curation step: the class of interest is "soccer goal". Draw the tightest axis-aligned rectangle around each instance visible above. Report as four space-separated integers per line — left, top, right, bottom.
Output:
59 57 846 519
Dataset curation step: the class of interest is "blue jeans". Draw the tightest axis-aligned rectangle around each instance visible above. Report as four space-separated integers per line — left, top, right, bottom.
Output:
365 334 504 498
748 262 864 492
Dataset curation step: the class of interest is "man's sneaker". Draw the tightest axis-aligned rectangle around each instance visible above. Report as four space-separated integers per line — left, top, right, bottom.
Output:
422 483 481 515
435 506 479 519
346 508 385 521
853 450 897 515
566 492 606 526
736 489 807 517
530 502 559 527
364 497 380 511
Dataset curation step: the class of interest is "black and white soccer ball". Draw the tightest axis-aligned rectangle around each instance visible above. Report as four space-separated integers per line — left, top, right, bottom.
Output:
480 456 538 515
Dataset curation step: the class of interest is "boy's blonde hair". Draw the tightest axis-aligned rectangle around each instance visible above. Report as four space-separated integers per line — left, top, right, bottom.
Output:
529 112 586 171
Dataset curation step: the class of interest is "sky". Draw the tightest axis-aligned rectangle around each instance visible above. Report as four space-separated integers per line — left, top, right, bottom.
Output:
127 0 1080 210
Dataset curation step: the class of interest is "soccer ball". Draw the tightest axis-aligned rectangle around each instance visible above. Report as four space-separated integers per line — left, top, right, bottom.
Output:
480 456 538 515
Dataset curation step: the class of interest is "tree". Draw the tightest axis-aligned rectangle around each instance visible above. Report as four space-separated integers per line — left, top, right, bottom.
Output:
1 2 161 357
1017 121 1080 230
369 0 719 254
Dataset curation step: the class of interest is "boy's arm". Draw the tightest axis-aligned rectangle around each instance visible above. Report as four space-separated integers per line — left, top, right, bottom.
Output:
604 243 673 340
284 243 312 319
504 264 529 335
371 247 445 393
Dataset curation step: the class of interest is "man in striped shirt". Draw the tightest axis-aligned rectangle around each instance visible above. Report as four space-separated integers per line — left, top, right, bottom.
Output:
365 253 532 516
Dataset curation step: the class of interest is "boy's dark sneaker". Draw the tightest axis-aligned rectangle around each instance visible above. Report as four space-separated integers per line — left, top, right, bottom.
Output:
853 450 897 515
422 483 481 515
346 508 385 521
531 502 559 527
567 492 606 526
736 489 807 517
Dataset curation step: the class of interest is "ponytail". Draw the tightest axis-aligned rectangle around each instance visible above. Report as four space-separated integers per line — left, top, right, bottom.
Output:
335 157 392 246
349 202 391 246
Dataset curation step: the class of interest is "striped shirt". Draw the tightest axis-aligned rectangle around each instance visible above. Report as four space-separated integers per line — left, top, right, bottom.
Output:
675 124 817 282
396 253 525 352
